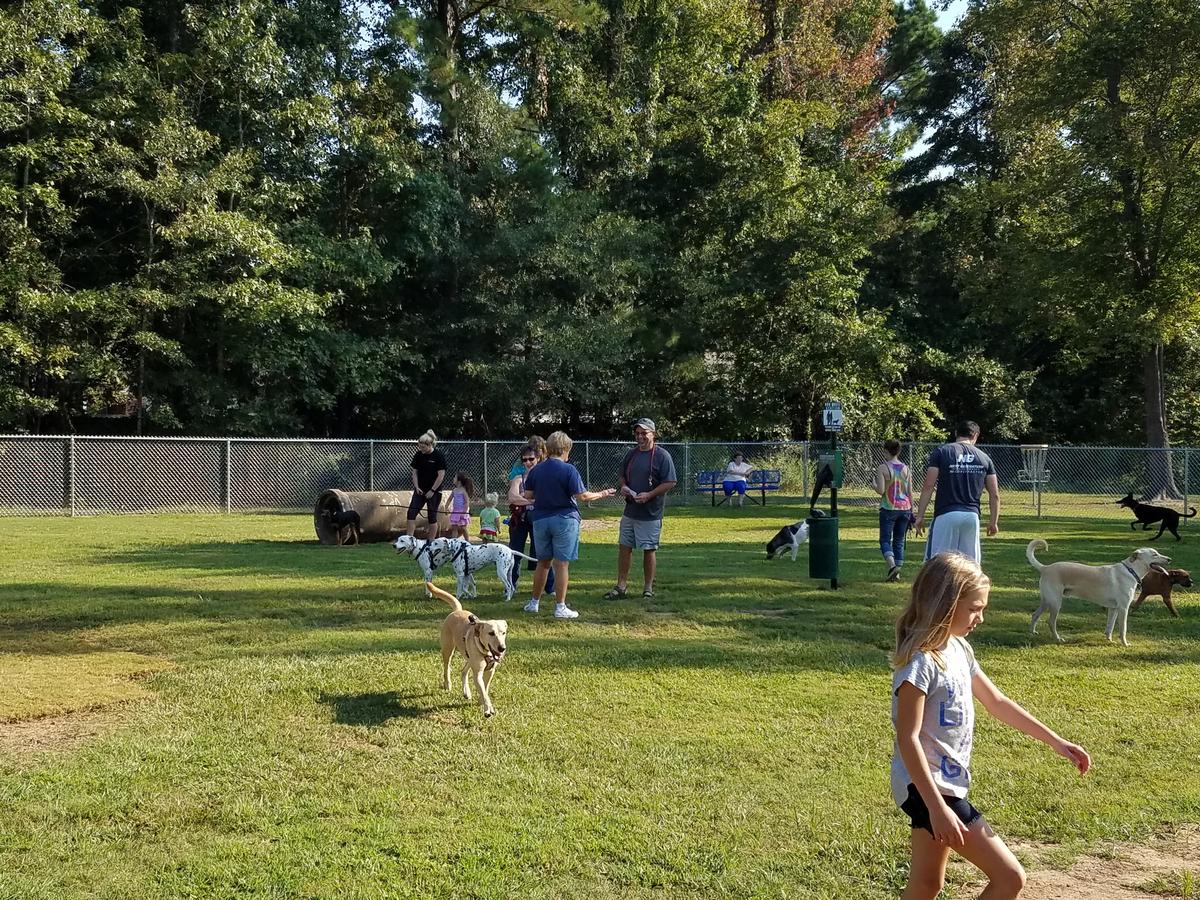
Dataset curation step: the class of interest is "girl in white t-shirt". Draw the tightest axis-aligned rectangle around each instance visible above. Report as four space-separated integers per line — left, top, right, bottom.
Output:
891 552 1091 899
722 452 753 508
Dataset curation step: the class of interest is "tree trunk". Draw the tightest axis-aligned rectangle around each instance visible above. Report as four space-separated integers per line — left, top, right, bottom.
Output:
1143 342 1180 499
1106 64 1180 498
756 0 781 100
335 393 354 438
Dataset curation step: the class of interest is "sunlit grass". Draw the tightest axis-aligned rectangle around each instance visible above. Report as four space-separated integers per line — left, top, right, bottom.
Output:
1 507 1197 897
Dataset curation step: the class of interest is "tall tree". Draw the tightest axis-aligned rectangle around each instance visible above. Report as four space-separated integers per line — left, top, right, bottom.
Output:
970 0 1200 489
0 1 102 430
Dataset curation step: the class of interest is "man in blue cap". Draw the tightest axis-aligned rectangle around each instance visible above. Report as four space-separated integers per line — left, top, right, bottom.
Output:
603 418 677 600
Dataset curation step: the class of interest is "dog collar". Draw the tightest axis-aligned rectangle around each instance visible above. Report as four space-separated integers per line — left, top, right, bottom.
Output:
466 627 499 662
1120 561 1142 586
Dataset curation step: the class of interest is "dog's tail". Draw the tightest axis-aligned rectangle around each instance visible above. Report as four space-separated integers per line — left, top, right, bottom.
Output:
1185 507 1198 519
1026 539 1048 571
510 549 538 564
426 581 461 611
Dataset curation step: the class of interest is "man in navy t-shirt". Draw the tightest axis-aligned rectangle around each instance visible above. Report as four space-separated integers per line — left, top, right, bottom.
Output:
913 421 1000 563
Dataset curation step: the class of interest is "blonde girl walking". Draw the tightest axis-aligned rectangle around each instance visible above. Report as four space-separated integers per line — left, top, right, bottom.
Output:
891 552 1091 899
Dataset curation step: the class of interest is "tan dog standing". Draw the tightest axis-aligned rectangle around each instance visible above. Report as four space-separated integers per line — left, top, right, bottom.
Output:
427 582 507 718
1026 540 1171 645
1133 567 1191 617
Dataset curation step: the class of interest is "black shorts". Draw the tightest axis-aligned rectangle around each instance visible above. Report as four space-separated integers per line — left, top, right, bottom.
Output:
900 783 982 835
407 489 442 522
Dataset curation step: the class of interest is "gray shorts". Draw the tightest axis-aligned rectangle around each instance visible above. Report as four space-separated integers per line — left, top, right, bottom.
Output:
924 510 981 563
619 516 663 551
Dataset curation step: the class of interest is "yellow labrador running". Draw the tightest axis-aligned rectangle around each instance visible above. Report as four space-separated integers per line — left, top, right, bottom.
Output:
427 582 507 718
1026 540 1170 646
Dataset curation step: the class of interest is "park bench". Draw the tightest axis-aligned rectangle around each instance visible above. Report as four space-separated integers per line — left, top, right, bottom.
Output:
695 469 783 506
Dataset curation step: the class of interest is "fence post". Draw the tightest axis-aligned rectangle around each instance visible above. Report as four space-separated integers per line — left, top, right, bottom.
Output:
223 439 232 513
802 441 809 500
684 442 691 505
63 436 75 517
368 440 375 491
586 442 591 486
1185 447 1190 528
482 441 489 498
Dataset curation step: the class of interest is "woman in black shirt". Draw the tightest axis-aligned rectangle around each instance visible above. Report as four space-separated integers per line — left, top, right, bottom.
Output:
406 429 447 538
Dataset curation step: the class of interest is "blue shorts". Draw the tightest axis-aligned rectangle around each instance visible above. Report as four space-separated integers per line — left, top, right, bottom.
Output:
723 480 747 496
531 515 580 562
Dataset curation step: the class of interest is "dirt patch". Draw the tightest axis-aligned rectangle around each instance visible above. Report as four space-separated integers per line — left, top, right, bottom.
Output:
951 825 1199 899
0 705 132 754
735 608 794 617
579 518 617 531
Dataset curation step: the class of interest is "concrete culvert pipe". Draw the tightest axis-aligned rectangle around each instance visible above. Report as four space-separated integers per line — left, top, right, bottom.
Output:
313 489 452 545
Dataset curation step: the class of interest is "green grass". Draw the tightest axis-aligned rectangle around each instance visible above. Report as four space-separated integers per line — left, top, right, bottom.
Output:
1 506 1198 899
1142 870 1199 898
0 650 170 722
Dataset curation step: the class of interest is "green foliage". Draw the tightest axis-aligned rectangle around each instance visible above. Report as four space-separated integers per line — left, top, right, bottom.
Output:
4 0 1198 443
964 0 1200 447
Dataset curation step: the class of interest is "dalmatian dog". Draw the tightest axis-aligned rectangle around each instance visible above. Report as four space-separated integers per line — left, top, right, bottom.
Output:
394 536 478 599
395 536 538 601
446 539 540 602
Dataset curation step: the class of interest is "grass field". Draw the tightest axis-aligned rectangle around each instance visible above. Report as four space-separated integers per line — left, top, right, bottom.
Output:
1 506 1198 899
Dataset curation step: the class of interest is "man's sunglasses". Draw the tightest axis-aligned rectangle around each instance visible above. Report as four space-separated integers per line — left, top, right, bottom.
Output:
522 457 536 463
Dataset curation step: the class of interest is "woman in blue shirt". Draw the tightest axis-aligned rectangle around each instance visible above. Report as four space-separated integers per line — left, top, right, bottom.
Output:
520 431 615 619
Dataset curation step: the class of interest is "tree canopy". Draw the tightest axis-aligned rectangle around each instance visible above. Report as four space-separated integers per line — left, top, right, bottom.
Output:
1 0 1197 444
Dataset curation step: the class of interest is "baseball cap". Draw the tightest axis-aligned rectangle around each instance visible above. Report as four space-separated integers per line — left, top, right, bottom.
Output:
633 417 657 434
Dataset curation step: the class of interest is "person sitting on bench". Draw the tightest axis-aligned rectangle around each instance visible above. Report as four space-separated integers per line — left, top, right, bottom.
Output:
722 452 753 508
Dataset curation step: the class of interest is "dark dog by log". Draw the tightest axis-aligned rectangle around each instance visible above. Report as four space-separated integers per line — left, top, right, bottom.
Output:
322 508 361 545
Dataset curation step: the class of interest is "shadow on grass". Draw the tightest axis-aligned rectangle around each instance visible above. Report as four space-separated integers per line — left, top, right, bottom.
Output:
5 513 1199 672
320 690 443 725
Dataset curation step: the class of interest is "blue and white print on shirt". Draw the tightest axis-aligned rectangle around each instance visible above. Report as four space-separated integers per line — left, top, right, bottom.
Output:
890 637 981 806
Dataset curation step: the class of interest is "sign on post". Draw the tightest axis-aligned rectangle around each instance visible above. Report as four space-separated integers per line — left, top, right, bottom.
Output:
822 401 843 433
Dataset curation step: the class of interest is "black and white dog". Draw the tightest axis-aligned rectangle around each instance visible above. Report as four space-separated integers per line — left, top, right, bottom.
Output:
394 535 537 601
394 536 470 597
766 521 811 560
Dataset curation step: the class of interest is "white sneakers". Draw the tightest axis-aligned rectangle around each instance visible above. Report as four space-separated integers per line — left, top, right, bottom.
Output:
523 598 579 619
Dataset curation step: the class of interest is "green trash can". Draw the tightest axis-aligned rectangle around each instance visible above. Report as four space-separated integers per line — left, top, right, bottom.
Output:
807 515 839 582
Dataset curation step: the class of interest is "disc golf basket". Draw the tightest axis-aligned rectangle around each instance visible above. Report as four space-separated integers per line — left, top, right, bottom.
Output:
1018 444 1050 517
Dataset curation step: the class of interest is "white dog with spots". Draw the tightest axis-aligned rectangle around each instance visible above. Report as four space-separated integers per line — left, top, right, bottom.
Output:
394 535 536 601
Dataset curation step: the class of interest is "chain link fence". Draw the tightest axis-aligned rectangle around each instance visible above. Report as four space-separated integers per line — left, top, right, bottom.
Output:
0 435 1193 520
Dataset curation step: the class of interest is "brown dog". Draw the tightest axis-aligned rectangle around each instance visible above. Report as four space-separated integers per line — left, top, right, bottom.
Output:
427 582 507 718
1133 567 1191 617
